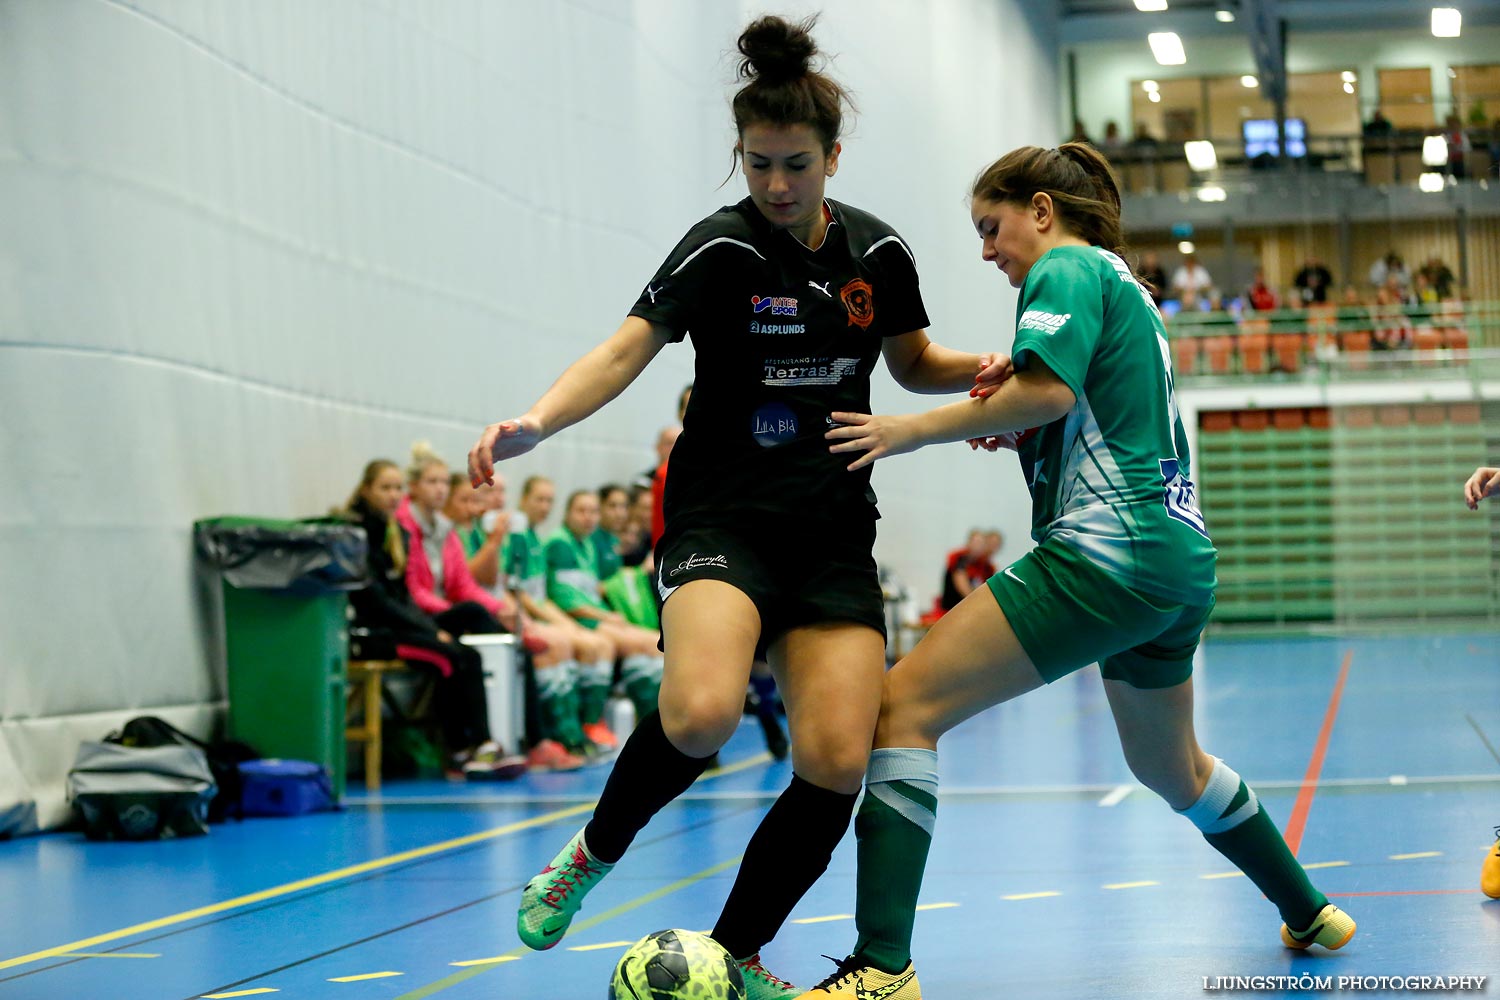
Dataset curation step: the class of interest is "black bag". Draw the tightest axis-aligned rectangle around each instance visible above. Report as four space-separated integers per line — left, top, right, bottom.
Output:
67 742 216 840
109 717 260 822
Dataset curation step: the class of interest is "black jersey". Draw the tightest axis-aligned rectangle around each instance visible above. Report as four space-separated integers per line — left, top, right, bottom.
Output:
629 197 929 522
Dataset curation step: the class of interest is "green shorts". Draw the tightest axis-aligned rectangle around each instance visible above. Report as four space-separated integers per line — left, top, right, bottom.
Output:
985 539 1213 689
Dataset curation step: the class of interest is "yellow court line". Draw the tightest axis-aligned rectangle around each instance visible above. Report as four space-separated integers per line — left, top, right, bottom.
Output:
1003 892 1060 900
1390 851 1442 860
449 957 520 968
390 854 745 1000
791 914 854 924
58 952 161 959
329 972 403 982
1103 881 1159 890
1200 871 1247 879
914 903 959 911
701 753 771 779
203 990 279 999
0 801 595 973
1301 861 1350 869
567 941 635 952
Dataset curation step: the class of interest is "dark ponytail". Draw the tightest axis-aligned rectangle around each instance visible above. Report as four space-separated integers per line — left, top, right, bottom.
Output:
731 15 853 157
971 142 1129 261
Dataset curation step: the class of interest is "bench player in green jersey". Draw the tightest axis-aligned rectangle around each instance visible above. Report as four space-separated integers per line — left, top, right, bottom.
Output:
801 143 1355 999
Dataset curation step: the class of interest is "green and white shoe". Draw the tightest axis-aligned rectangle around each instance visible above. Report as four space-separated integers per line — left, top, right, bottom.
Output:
516 828 614 950
734 953 802 999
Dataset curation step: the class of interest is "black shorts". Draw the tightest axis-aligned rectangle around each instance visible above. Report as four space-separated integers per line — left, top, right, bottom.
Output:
654 514 886 658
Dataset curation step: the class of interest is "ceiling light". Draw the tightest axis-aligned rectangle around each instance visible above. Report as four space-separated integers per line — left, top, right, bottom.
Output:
1215 9 1236 22
1341 71 1357 83
1148 91 1162 103
1419 172 1446 192
1197 185 1228 202
1432 7 1461 37
1178 241 1196 255
1148 32 1187 66
1184 140 1218 171
1134 0 1168 10
1241 75 1258 88
1343 82 1355 94
1142 79 1160 92
1422 135 1448 166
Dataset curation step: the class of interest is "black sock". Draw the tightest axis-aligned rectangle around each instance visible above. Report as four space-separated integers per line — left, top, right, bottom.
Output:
712 774 859 959
583 711 711 864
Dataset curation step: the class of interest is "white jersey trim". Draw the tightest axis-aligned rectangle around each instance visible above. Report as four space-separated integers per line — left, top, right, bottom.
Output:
670 237 766 276
864 234 915 265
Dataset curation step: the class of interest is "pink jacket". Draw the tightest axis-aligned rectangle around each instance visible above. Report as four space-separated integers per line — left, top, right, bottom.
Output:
395 497 503 618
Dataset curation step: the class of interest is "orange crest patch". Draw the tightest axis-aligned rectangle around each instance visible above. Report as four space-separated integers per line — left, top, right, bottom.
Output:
840 278 875 329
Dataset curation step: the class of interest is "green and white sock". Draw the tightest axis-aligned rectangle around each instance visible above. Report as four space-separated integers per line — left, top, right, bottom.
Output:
577 657 614 726
538 660 586 748
853 747 938 974
1177 756 1326 928
621 654 663 723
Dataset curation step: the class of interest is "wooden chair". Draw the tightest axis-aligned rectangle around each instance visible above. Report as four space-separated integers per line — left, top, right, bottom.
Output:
346 659 409 792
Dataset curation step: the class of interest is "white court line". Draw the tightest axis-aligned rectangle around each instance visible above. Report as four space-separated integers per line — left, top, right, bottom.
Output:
1098 784 1135 807
792 914 854 924
1389 851 1442 860
1003 891 1060 900
914 902 960 911
1103 881 1159 890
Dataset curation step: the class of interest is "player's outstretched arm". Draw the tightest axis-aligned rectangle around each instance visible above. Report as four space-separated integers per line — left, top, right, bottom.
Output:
470 317 671 485
1464 466 1500 510
826 360 1075 471
881 329 1013 395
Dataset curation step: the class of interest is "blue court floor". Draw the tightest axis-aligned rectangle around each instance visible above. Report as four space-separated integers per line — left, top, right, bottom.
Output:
3 630 1498 999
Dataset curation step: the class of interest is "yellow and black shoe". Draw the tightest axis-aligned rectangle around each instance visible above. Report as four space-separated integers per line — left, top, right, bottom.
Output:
1281 903 1356 951
1482 828 1500 900
795 954 921 999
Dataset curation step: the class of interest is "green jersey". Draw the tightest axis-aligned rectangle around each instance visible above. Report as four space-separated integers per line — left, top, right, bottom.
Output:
504 526 548 603
1010 245 1216 603
544 527 608 626
591 528 623 583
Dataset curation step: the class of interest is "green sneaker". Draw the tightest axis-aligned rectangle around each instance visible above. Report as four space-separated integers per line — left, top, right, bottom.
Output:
517 828 615 950
734 953 802 999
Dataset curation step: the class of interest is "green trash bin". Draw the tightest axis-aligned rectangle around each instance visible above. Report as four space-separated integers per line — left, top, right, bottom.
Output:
195 516 368 800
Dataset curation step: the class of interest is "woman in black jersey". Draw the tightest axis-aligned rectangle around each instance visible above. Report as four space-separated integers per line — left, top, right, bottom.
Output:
469 16 1006 996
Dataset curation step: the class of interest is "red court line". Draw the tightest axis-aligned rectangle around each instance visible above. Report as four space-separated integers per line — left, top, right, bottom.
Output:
1283 649 1353 858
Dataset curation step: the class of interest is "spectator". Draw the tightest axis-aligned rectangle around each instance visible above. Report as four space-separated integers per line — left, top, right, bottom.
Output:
1294 256 1334 305
636 424 681 495
617 484 655 569
509 475 616 761
1171 253 1214 302
546 490 666 730
1101 120 1123 155
1245 268 1279 311
1445 113 1470 179
1371 282 1413 349
397 442 519 636
1368 251 1409 293
448 472 590 770
1419 256 1457 299
1362 108 1393 138
594 483 630 585
935 530 1000 616
1138 251 1169 305
340 459 525 781
1130 122 1161 152
1070 119 1093 146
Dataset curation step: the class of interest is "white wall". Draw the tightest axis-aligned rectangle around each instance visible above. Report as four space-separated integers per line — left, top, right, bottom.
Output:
0 0 1059 832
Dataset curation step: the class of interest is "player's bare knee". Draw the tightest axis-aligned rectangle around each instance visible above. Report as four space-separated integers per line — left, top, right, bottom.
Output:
660 691 739 756
792 731 872 792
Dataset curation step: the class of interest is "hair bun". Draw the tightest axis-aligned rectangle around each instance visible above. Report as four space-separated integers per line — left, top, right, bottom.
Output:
737 15 817 86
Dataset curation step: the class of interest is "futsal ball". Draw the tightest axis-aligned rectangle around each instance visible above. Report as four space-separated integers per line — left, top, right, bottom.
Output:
608 928 746 1000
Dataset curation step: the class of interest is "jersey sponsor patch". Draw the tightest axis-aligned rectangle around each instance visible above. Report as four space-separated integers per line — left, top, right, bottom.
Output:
749 320 807 335
840 277 875 329
667 552 729 578
751 403 800 447
762 356 861 386
751 294 798 316
1018 309 1072 335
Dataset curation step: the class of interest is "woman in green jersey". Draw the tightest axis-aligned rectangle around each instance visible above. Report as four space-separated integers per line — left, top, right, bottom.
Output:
799 144 1355 1000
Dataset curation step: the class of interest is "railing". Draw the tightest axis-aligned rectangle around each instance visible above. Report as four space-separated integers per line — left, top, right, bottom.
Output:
1167 300 1500 382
